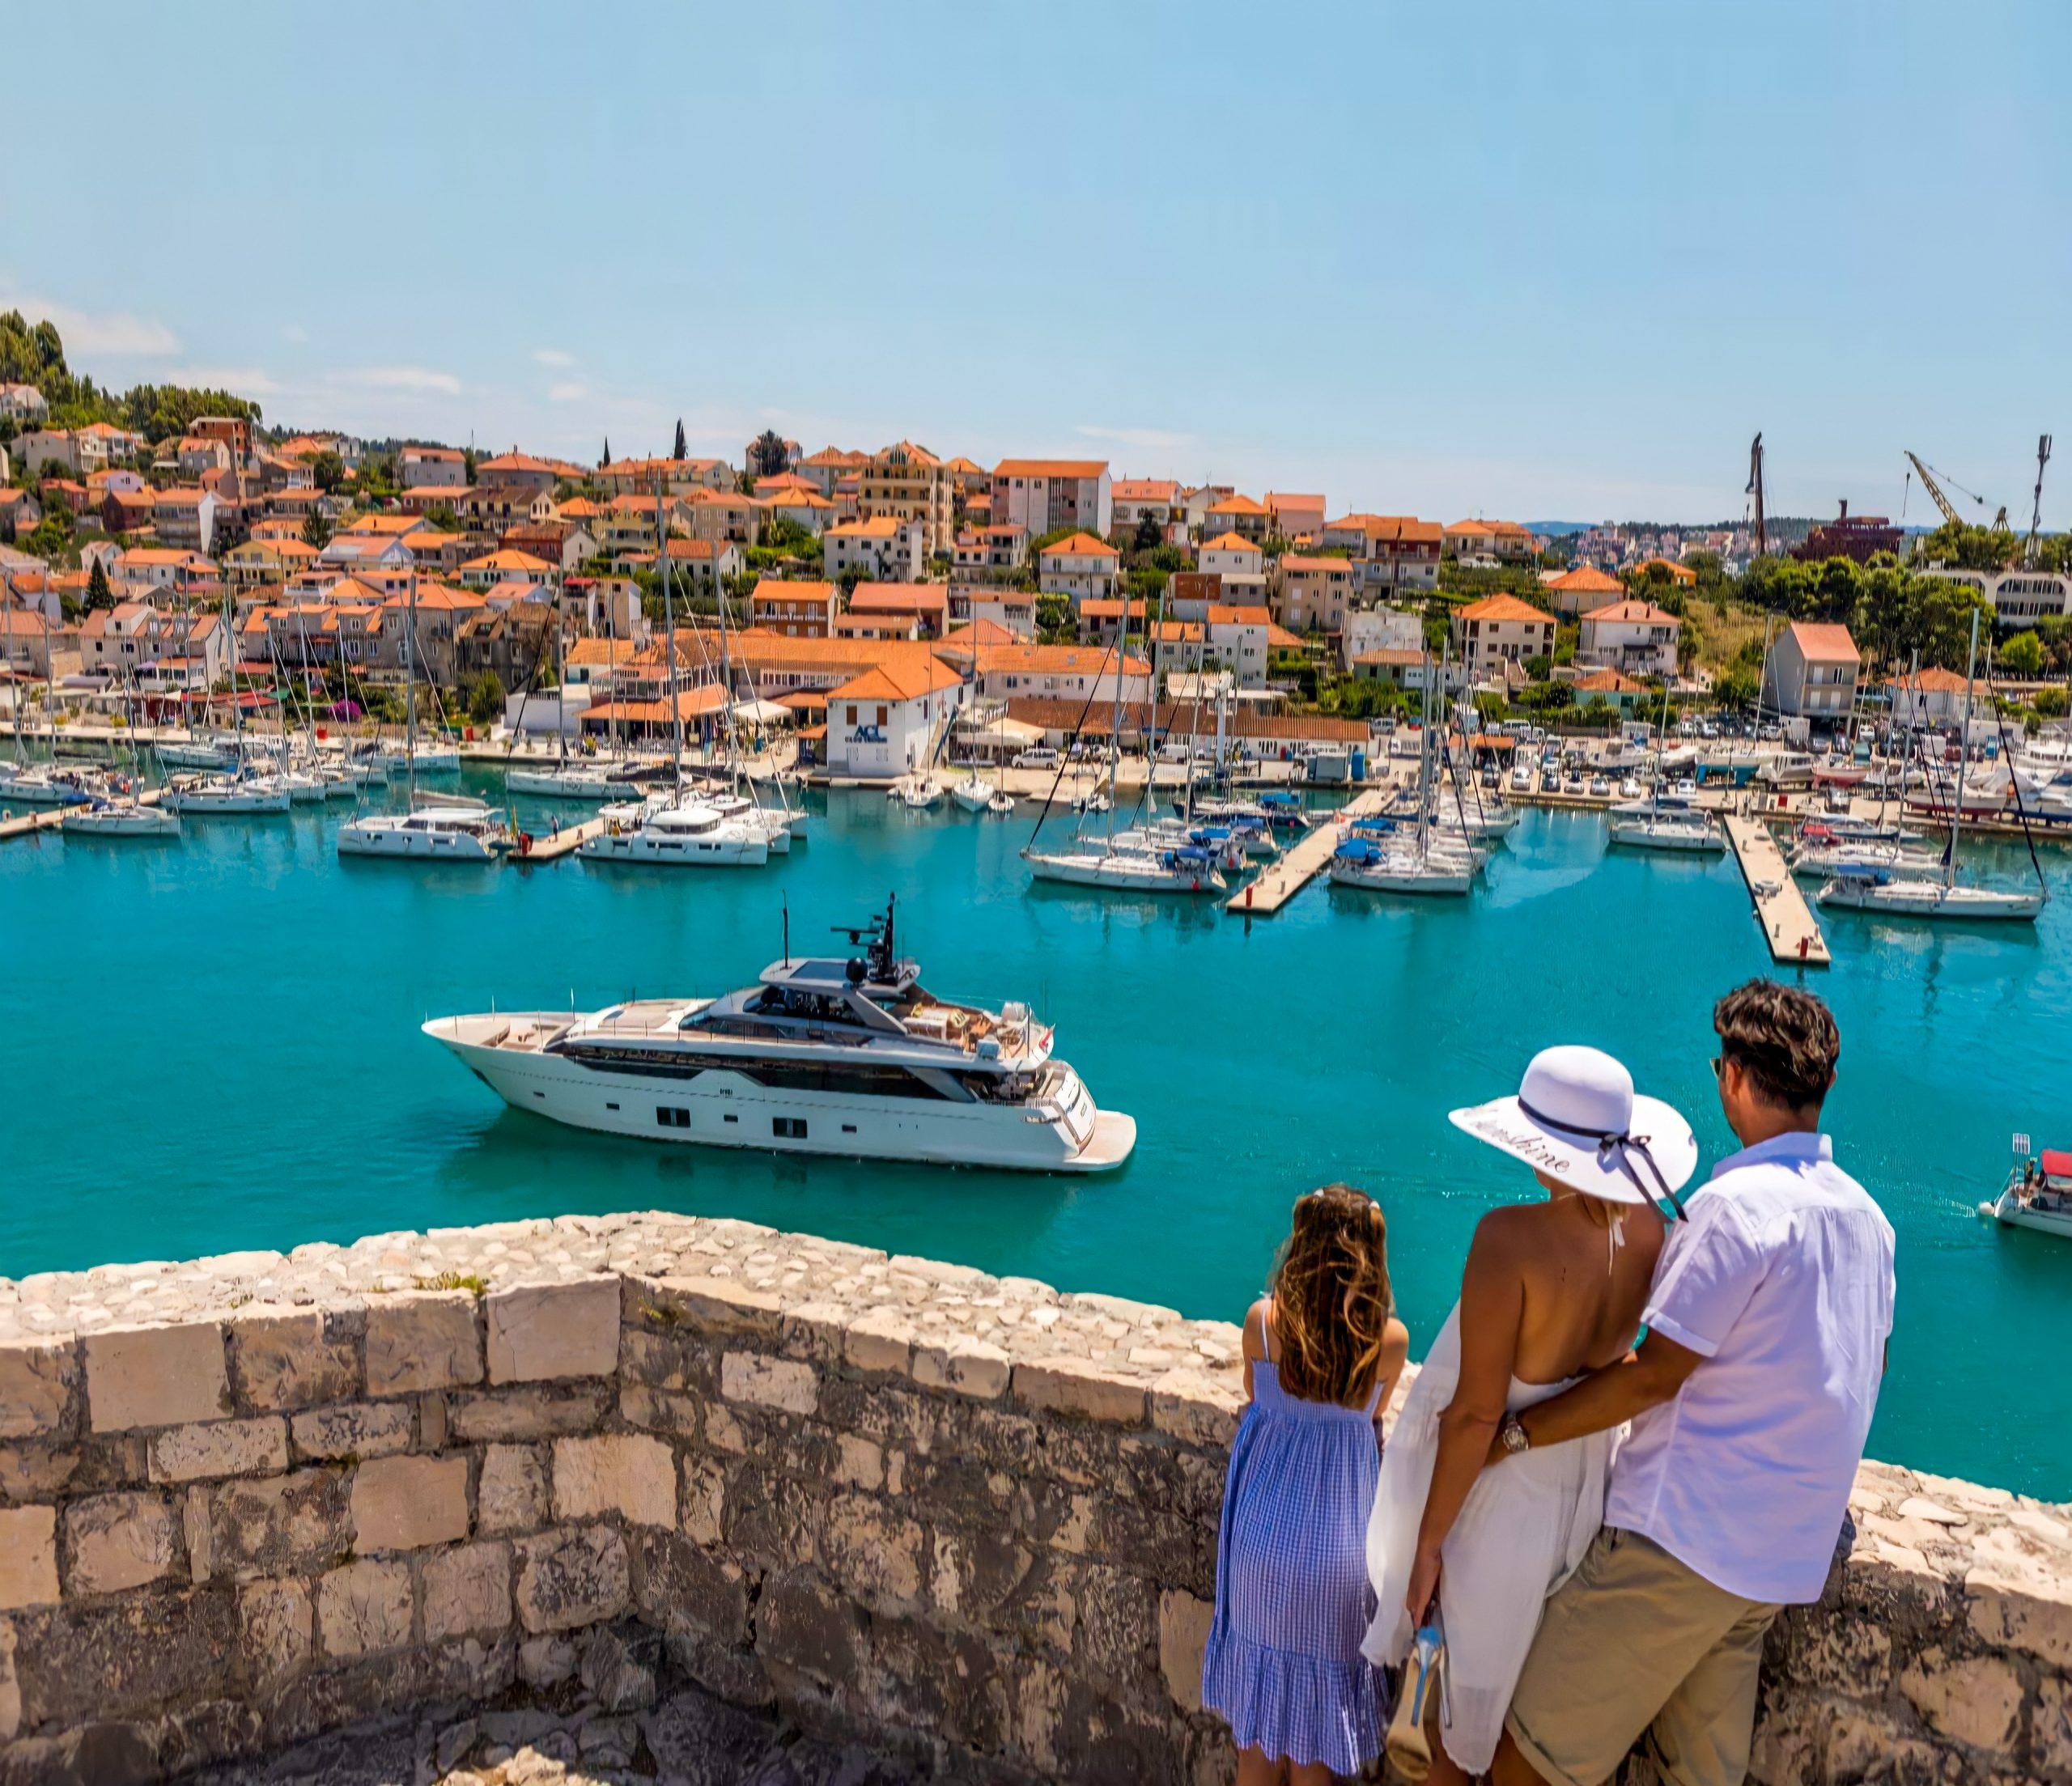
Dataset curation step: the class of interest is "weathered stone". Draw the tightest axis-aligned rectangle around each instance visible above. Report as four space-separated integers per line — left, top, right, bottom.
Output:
0 1440 79 1504
0 1505 57 1610
579 1623 659 1712
1899 1650 2023 1757
83 1323 229 1433
63 1491 176 1596
1967 1521 2072 1668
628 1528 751 1650
2035 1677 2072 1775
208 1469 352 1580
929 1527 1035 1623
553 1433 677 1529
844 1311 915 1375
433 1716 478 1774
146 1416 288 1484
516 1633 576 1688
834 1432 885 1491
448 1381 611 1443
236 1576 312 1687
485 1278 619 1385
758 1565 865 1690
720 1351 817 1415
418 1389 448 1450
820 1491 924 1607
0 1618 17 1742
344 1453 466 1557
1159 1588 1214 1713
364 1288 483 1396
11 1585 236 1728
478 1443 550 1536
316 1558 414 1658
679 1453 726 1546
865 1614 1011 1755
227 1309 361 1412
1013 1358 1149 1427
1149 1368 1247 1449
422 1540 512 1642
182 1486 210 1584
0 1338 78 1440
635 1273 784 1337
911 1335 1012 1402
513 1525 629 1632
289 1400 414 1462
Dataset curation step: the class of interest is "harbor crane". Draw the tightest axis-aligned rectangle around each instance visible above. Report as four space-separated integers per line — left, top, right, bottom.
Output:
2025 435 2053 568
1903 451 2006 529
1746 434 1766 557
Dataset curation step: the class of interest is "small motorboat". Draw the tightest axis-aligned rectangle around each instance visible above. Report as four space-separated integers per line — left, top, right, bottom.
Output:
1981 1144 2072 1240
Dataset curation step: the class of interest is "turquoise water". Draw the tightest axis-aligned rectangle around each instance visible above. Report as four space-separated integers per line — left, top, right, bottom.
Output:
2 770 2068 1499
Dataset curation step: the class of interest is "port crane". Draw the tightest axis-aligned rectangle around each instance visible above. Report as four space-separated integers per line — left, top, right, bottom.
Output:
1746 434 1766 556
2025 435 2052 568
1904 451 2007 530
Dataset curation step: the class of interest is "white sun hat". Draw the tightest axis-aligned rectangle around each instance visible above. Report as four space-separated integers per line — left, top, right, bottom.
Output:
1449 1044 1699 1209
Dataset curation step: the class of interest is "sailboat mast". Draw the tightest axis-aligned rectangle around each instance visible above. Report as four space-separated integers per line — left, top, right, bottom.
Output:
1950 609 1979 890
1106 595 1126 831
405 568 418 809
1416 649 1433 858
655 474 683 799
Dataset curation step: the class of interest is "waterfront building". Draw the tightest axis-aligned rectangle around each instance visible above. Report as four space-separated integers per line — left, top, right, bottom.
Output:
1763 620 1862 722
1340 603 1424 669
945 588 1036 636
1564 667 1653 712
1035 531 1121 604
968 641 1151 705
1453 592 1556 680
1576 598 1681 679
826 515 925 584
991 458 1113 538
750 578 839 638
839 582 950 641
1887 664 1969 728
823 654 967 778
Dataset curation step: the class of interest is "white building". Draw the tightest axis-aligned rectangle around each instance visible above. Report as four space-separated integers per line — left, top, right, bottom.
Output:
1918 565 2072 626
1762 621 1860 723
1453 594 1556 681
0 384 48 426
1886 665 1969 728
972 643 1152 706
1340 605 1424 668
822 655 966 778
990 459 1113 538
1036 532 1121 603
824 515 924 583
398 444 468 489
1575 599 1681 679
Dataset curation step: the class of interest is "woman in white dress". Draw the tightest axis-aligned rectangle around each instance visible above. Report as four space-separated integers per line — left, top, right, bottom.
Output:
1365 1045 1698 1780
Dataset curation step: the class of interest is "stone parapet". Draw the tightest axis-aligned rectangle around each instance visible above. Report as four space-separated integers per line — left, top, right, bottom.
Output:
0 1211 2066 1783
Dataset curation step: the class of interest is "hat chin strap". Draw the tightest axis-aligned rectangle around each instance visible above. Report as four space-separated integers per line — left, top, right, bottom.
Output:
1518 1098 1688 1221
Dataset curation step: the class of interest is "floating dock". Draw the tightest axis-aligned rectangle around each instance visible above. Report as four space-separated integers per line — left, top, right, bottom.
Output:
0 805 71 842
509 817 608 863
1225 787 1391 916
1722 815 1831 967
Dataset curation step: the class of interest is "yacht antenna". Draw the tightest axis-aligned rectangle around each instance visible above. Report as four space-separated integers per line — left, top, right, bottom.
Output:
782 892 790 968
654 473 683 801
405 566 418 811
1947 609 1979 888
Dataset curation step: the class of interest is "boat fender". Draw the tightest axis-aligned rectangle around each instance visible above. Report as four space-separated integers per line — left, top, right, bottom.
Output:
519 833 533 857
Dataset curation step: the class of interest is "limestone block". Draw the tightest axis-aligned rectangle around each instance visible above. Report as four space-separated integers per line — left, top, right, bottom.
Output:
843 1311 915 1375
1160 1589 1214 1713
478 1444 550 1536
0 1506 57 1610
518 1634 577 1689
236 1576 312 1686
485 1278 619 1385
834 1433 884 1491
636 1274 783 1337
63 1491 177 1595
911 1335 1011 1402
448 1381 610 1443
146 1416 289 1484
1899 1650 2023 1758
514 1525 630 1632
552 1434 677 1529
720 1351 818 1415
1150 1368 1247 1449
0 1441 78 1504
820 1491 924 1606
680 1453 726 1546
1013 1357 1150 1427
83 1322 229 1432
1966 1522 2072 1668
317 1558 414 1658
2035 1677 2072 1775
209 1470 352 1580
364 1290 482 1395
182 1486 210 1584
350 1453 469 1552
290 1400 414 1462
0 1618 17 1742
422 1540 512 1642
227 1309 361 1412
0 1339 78 1440
758 1565 866 1691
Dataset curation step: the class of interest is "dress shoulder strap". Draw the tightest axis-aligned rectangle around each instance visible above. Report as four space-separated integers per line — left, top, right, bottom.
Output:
1255 1296 1278 1364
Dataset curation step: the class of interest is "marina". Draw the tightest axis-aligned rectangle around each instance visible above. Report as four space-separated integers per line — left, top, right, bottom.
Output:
1722 813 1832 965
3 770 2070 1498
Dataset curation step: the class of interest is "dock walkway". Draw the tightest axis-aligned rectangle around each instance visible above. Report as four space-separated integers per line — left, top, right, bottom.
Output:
1225 786 1391 916
1722 815 1830 967
511 816 607 863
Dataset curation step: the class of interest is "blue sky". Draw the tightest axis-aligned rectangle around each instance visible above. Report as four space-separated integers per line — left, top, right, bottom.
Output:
5 2 2066 524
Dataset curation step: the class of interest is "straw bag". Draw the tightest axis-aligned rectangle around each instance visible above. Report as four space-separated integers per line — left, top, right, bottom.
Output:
1385 1610 1450 1783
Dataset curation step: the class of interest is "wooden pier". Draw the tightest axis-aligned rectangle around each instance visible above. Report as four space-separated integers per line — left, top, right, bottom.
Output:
508 816 608 863
1225 787 1391 916
1722 815 1831 967
0 805 70 842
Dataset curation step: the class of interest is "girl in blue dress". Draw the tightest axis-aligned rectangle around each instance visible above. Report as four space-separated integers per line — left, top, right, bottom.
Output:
1203 1184 1411 1784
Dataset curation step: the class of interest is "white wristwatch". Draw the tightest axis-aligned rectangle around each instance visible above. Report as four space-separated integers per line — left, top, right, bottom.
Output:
1499 1412 1531 1455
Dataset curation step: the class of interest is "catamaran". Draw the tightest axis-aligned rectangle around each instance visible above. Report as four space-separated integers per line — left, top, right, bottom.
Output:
423 896 1136 1173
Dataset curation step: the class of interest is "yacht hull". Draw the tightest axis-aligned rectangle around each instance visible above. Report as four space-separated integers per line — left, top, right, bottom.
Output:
1022 850 1225 893
1980 1188 2072 1238
163 787 292 814
62 806 180 838
1816 880 2042 921
505 770 622 799
1328 862 1472 894
424 1015 1136 1173
338 820 499 861
1607 821 1722 852
578 829 768 867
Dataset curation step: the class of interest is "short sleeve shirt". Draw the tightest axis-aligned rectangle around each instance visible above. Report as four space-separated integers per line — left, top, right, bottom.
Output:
1605 1131 1896 1605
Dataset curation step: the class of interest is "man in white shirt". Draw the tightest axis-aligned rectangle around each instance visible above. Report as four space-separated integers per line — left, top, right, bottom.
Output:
1488 981 1896 1786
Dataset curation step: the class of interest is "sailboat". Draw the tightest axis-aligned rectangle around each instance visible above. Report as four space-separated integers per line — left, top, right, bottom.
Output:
1817 613 2045 922
61 667 179 837
163 588 294 815
1021 604 1225 893
338 572 513 861
579 477 769 869
506 583 622 800
1330 652 1471 894
1607 681 1721 853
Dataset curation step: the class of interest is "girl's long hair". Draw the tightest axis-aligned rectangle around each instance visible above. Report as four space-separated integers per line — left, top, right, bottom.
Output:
1267 1183 1393 1407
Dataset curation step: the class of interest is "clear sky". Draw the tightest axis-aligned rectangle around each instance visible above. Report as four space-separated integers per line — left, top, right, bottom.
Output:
5 2 2067 524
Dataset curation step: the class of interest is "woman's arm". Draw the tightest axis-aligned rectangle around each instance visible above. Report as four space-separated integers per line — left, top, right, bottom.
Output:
1241 1298 1269 1404
1370 1316 1411 1446
1403 1215 1526 1619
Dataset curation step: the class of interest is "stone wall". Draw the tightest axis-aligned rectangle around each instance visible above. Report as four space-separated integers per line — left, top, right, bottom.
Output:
0 1211 2066 1784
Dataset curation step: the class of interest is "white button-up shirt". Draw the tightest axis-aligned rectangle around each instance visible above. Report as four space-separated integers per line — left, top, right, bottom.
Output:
1605 1130 1896 1605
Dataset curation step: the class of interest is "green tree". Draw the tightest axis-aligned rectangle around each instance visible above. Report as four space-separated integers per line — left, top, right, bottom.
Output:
673 419 688 461
310 451 346 493
464 445 479 484
2001 630 2047 680
1132 513 1163 554
300 510 333 550
422 503 460 532
2033 687 2070 719
466 671 506 726
1714 667 1759 710
85 558 113 611
1917 520 2017 573
748 430 789 479
1035 594 1073 643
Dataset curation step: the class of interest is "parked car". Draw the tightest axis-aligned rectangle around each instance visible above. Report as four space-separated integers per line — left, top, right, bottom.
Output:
1012 748 1060 769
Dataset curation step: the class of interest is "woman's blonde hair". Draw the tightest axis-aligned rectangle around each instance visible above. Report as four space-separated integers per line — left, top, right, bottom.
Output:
1267 1184 1394 1407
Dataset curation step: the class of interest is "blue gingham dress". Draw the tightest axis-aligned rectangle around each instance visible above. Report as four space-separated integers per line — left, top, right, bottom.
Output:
1201 1316 1387 1773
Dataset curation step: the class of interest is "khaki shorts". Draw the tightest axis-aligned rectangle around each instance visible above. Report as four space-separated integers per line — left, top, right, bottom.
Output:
1505 1527 1779 1786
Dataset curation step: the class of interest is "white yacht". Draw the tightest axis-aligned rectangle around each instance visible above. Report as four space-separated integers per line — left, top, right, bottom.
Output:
894 774 944 810
1022 834 1226 893
423 899 1136 1173
1788 840 1942 881
161 770 293 815
951 771 997 813
1327 833 1473 895
1607 812 1722 852
0 762 106 806
506 761 629 800
1981 1146 2072 1241
62 797 181 838
1815 872 2043 922
579 797 769 867
338 795 513 861
155 738 240 770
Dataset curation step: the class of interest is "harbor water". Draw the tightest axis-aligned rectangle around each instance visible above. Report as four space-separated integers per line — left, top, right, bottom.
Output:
2 774 2068 1498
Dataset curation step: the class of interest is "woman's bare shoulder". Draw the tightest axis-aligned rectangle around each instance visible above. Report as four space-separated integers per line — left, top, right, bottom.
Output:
1242 1297 1272 1359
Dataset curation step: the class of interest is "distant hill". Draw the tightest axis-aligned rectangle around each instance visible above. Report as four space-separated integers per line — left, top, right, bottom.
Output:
1523 522 1591 537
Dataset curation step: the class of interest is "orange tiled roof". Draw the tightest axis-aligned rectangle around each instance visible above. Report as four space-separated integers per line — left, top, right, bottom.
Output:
992 458 1107 479
1458 594 1553 624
